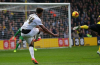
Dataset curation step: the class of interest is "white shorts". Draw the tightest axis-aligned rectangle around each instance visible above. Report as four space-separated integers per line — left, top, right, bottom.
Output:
21 28 39 44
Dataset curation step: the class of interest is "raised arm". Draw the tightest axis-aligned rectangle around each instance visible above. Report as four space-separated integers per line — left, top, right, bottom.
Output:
12 28 21 40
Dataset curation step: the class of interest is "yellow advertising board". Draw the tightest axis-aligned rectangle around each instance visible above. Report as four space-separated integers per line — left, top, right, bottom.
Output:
34 38 58 48
84 37 97 46
0 40 4 50
0 37 98 50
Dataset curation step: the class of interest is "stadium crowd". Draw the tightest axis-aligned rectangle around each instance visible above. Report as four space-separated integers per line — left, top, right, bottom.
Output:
0 0 100 39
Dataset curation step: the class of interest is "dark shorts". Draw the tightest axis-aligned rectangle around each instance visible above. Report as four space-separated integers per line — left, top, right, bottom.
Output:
22 29 31 34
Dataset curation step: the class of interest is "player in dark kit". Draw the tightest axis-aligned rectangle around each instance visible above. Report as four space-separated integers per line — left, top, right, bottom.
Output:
73 15 100 55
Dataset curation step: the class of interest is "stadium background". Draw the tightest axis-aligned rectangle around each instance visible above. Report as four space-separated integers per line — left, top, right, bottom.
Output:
1 0 100 65
0 0 100 50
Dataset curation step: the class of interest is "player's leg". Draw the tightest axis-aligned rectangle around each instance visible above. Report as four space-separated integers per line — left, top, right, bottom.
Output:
32 34 41 51
73 25 100 55
14 36 23 52
33 32 41 42
88 25 100 55
24 37 38 64
30 41 38 64
33 27 44 42
82 25 100 55
97 46 100 55
81 25 100 55
35 32 40 40
32 27 44 51
32 40 37 51
21 28 40 64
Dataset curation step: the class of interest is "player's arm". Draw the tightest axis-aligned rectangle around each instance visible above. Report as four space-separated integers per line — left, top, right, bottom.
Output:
39 25 58 37
12 28 21 40
14 28 21 37
35 19 58 37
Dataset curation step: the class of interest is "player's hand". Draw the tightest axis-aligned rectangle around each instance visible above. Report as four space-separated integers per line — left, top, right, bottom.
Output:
53 34 59 37
73 26 79 30
12 36 15 40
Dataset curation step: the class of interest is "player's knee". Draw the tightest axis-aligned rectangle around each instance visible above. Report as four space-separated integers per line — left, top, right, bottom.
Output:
18 40 22 44
39 28 45 33
29 44 33 47
29 41 33 47
38 31 40 34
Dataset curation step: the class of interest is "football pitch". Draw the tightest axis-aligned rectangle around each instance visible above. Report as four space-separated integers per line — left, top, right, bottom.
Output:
0 46 100 65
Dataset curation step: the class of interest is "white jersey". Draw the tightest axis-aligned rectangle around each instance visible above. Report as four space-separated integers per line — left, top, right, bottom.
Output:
21 14 43 30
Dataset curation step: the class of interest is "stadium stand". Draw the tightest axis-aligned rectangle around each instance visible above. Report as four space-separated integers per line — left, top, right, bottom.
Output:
0 0 100 39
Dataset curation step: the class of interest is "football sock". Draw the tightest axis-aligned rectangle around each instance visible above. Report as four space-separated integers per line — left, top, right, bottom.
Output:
15 43 19 50
29 46 35 59
99 45 100 51
80 25 89 29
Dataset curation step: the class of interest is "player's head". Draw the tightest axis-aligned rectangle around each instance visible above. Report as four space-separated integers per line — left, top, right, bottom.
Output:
36 8 43 17
97 15 100 21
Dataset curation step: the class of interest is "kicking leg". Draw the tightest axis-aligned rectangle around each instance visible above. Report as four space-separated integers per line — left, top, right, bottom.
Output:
24 37 38 64
33 32 41 42
29 40 38 64
29 43 35 59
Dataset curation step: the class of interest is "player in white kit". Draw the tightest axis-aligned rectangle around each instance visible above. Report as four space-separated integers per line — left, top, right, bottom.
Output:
21 8 58 64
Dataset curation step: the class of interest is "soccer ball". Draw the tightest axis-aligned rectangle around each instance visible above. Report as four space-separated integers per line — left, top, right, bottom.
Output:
72 11 79 18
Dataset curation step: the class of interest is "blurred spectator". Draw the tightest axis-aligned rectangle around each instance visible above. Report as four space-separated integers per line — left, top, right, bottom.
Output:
0 0 100 39
82 30 87 37
63 19 68 26
6 28 14 39
87 31 92 37
12 25 15 31
1 29 7 39
14 27 18 35
52 27 57 38
64 30 69 38
9 12 14 20
2 21 7 30
52 20 56 27
79 30 84 38
20 23 23 27
0 24 2 29
52 27 57 34
72 30 79 38
16 19 21 29
0 24 2 39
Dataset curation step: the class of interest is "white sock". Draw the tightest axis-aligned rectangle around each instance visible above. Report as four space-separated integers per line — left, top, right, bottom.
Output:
29 47 35 59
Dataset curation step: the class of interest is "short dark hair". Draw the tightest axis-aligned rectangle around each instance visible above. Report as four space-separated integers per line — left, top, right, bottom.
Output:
36 8 43 14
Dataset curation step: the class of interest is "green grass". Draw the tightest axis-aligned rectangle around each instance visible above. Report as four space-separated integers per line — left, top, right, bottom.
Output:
0 46 100 65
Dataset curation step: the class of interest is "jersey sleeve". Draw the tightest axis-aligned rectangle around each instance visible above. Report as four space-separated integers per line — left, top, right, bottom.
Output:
14 28 21 37
35 19 43 25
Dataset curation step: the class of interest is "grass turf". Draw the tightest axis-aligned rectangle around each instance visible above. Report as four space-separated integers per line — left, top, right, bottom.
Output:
0 46 100 65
